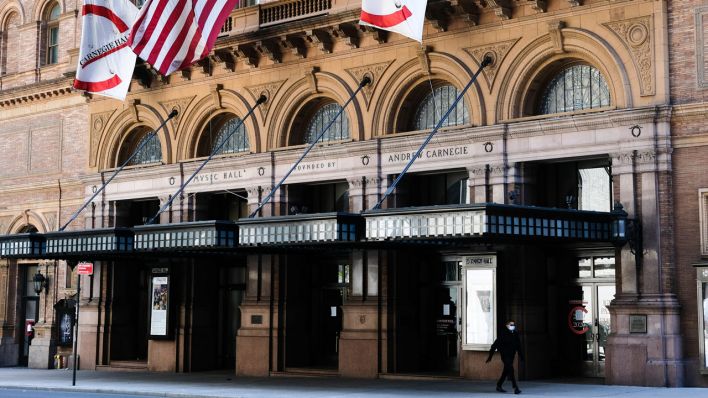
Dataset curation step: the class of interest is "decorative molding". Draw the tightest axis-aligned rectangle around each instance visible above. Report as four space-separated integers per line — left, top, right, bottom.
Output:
158 96 195 136
305 67 319 94
696 7 708 88
245 80 287 119
42 211 57 231
210 84 224 109
345 60 394 108
306 29 333 54
548 21 566 54
417 46 432 75
634 150 657 165
527 1 546 13
486 0 511 20
603 15 655 96
464 38 519 89
89 110 115 167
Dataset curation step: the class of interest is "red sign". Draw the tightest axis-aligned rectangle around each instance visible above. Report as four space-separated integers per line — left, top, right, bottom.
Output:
568 305 589 335
77 262 94 275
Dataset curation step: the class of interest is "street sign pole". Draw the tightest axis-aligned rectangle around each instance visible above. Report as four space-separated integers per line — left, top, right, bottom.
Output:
73 262 93 386
72 274 80 386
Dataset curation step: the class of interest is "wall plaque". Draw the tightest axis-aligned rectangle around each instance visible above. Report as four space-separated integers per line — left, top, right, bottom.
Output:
629 314 647 334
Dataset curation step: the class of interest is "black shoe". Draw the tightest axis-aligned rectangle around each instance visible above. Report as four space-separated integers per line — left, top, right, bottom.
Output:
514 388 521 394
496 385 507 392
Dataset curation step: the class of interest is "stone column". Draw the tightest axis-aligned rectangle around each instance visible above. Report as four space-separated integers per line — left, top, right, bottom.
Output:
339 250 384 378
467 166 488 204
74 267 102 371
606 150 683 386
347 176 382 212
0 259 19 366
236 254 279 376
28 261 58 369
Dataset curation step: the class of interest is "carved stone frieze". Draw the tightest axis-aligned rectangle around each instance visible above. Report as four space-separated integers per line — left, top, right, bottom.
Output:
89 110 115 167
245 80 287 119
468 166 487 180
634 150 657 165
488 164 506 177
347 177 365 190
345 60 394 108
603 15 655 96
567 0 581 6
463 38 519 89
158 96 196 135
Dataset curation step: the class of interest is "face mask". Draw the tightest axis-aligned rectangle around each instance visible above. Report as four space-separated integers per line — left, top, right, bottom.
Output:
507 325 516 331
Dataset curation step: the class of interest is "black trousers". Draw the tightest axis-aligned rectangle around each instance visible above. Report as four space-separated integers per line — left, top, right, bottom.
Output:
497 360 518 389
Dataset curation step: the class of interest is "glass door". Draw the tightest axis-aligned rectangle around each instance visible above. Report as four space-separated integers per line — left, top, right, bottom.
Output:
20 265 40 366
580 284 615 377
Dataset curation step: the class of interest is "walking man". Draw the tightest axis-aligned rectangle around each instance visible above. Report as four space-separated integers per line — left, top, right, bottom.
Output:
486 320 523 394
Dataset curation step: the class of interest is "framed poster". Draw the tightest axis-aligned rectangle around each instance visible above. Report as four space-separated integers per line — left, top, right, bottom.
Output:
149 269 171 339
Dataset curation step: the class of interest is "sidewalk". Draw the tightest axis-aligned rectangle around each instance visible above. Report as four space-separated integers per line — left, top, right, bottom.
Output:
0 368 706 398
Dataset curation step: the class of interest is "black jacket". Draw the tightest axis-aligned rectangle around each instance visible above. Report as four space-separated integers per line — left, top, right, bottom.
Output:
487 329 524 363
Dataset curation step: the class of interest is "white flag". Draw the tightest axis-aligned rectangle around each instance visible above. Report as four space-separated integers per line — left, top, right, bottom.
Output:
74 0 138 100
359 0 427 43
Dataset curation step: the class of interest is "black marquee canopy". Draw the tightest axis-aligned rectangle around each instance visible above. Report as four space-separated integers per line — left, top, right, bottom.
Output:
0 203 630 261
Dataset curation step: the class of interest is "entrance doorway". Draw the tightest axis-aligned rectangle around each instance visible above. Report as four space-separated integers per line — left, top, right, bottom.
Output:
285 257 347 370
19 264 40 366
575 255 615 378
109 263 149 363
393 256 461 375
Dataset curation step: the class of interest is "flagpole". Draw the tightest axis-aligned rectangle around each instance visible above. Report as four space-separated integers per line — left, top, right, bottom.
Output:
372 56 492 210
248 76 371 218
146 95 267 225
59 110 179 231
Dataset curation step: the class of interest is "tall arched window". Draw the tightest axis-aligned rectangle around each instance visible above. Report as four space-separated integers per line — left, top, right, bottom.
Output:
413 85 469 131
120 127 162 166
1 12 20 75
538 64 610 115
44 3 61 65
198 114 250 156
303 103 349 144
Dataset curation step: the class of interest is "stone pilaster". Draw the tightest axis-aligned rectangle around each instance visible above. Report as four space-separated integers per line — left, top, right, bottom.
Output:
467 166 488 204
0 259 19 366
28 261 58 369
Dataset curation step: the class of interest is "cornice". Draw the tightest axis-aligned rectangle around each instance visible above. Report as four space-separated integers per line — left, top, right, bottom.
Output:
0 76 78 108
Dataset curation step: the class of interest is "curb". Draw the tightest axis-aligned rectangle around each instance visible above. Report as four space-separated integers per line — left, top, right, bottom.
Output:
0 384 247 398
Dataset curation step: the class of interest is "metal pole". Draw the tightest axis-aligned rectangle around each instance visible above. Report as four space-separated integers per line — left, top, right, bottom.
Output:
72 274 80 386
372 57 492 210
249 76 371 218
146 96 268 225
59 110 179 231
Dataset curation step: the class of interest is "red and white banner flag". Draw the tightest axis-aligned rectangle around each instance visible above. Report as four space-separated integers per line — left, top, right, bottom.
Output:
359 0 427 43
129 0 239 76
74 0 139 100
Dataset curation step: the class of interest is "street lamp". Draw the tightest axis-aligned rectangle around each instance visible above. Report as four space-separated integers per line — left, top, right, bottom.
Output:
33 270 48 295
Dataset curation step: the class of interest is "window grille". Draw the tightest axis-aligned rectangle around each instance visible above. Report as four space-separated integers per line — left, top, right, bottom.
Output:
413 85 469 131
210 116 250 155
303 103 349 144
538 64 610 115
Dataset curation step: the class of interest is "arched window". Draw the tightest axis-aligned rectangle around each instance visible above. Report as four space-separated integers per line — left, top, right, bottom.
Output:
119 127 162 166
303 103 349 144
1 12 20 75
44 3 61 65
538 64 610 115
198 114 250 156
413 85 469 131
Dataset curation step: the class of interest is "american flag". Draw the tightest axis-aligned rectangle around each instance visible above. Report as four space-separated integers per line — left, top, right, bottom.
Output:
129 0 239 76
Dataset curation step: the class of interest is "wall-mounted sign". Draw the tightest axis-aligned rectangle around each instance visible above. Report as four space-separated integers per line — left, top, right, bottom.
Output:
629 314 647 334
77 262 93 275
149 269 171 339
568 305 589 335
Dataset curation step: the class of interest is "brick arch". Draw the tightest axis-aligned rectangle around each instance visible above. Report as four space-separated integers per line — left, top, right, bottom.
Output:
0 1 25 25
32 0 63 21
178 90 262 160
6 211 48 234
96 104 174 170
266 71 364 150
496 28 632 121
372 51 485 136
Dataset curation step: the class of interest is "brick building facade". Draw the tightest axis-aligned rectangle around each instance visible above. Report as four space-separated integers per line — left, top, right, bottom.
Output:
0 0 706 388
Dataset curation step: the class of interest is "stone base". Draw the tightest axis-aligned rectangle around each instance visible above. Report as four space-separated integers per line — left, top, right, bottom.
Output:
28 338 56 369
0 338 19 367
236 330 270 376
339 330 379 378
606 296 684 386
